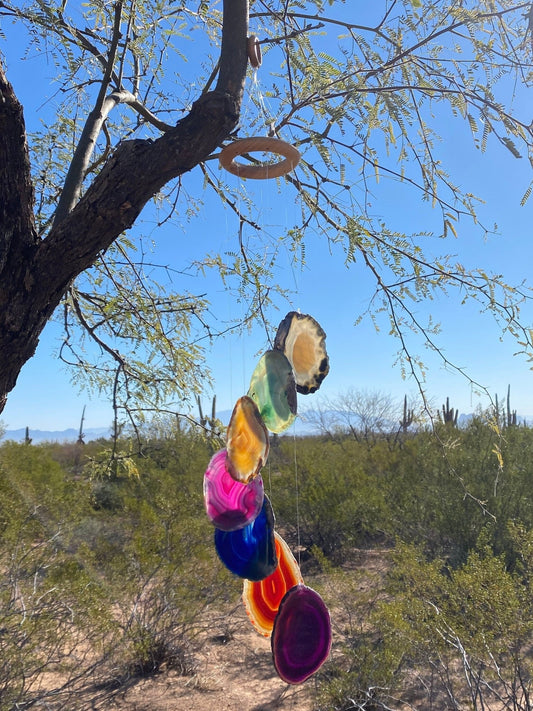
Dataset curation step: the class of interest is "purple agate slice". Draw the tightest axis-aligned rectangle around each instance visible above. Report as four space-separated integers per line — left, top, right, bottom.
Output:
271 584 331 684
203 449 264 531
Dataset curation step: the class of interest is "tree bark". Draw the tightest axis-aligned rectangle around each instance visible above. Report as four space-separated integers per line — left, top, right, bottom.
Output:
0 0 249 415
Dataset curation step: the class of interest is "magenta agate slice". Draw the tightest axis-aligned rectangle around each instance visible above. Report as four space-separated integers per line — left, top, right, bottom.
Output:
203 449 264 531
271 584 332 684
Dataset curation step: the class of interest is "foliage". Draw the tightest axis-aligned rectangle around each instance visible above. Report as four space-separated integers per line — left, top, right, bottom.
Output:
0 433 236 708
3 417 533 706
2 1 533 422
269 436 389 560
318 536 533 709
266 412 533 567
0 446 112 709
374 542 533 709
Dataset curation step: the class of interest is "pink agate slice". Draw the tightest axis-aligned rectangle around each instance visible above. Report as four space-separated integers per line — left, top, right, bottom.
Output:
203 449 264 531
271 584 332 684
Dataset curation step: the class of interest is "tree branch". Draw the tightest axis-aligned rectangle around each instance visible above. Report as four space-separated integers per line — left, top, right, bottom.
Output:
0 0 249 414
0 62 38 268
53 1 124 226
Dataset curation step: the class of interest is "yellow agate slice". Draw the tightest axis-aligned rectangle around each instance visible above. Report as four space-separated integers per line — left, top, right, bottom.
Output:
226 396 269 483
247 350 297 434
274 311 329 394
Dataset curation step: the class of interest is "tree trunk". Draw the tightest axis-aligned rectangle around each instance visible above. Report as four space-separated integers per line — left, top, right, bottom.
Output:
0 0 249 415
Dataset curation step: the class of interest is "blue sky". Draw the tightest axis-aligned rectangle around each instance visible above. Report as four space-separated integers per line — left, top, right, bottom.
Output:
1 5 533 431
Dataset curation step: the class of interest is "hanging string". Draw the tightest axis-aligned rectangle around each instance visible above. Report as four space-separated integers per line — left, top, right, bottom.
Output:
241 54 304 565
236 211 248 397
251 69 277 137
266 455 273 504
236 65 275 138
284 201 302 313
292 421 301 570
250 57 301 152
222 195 237 408
251 70 302 310
251 66 305 560
238 218 273 349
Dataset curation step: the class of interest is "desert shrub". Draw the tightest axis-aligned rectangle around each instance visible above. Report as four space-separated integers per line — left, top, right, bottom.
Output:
44 439 90 476
0 441 90 537
0 441 68 496
75 434 240 683
107 538 238 684
0 432 236 707
269 438 389 561
0 529 114 710
382 431 485 563
321 544 533 710
90 477 126 511
313 549 402 711
120 584 198 678
6 420 533 708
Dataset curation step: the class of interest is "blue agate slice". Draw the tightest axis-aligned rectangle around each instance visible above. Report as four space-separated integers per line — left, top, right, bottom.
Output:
214 496 277 581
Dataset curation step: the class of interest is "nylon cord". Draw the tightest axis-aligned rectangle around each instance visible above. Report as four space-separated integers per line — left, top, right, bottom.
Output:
293 422 301 569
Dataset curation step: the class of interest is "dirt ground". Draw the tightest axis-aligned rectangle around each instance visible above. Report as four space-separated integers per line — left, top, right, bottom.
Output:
33 550 386 711
109 605 317 711
105 550 390 711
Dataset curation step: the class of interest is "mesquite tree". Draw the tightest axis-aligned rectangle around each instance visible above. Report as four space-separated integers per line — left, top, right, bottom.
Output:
1 0 532 422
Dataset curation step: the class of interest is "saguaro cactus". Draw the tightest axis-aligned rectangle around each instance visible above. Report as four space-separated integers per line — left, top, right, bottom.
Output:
441 397 458 427
399 395 414 433
506 385 518 428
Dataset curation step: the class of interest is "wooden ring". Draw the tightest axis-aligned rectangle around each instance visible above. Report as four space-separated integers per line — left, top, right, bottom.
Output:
247 35 262 69
219 137 300 180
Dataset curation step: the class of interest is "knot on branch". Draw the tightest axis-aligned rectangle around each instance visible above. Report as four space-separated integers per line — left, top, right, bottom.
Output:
186 89 240 137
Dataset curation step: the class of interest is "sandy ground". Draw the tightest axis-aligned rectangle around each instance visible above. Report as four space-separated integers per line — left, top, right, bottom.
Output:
109 605 317 711
32 550 388 711
105 551 391 711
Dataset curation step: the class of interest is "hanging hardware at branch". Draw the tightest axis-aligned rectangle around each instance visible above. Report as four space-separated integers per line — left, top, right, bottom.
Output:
247 35 262 68
219 136 300 179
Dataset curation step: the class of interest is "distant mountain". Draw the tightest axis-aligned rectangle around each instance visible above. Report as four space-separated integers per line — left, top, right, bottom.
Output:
457 413 473 427
2 427 110 443
5 410 530 445
216 409 324 436
457 412 533 427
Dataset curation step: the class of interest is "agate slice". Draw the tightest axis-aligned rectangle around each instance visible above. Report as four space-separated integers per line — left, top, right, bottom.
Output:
247 350 297 434
203 449 264 531
271 584 332 684
274 311 329 394
214 495 277 581
226 396 269 483
242 532 303 636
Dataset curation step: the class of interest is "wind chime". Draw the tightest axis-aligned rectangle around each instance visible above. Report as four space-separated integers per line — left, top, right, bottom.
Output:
203 36 332 686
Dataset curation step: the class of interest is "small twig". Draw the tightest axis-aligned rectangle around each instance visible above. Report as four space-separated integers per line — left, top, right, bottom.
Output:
261 21 324 46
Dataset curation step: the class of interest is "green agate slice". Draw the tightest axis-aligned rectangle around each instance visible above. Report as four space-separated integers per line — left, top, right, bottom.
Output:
248 350 297 434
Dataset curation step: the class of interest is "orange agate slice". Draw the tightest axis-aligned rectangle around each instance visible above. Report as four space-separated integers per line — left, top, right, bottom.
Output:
242 532 303 637
226 396 269 483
